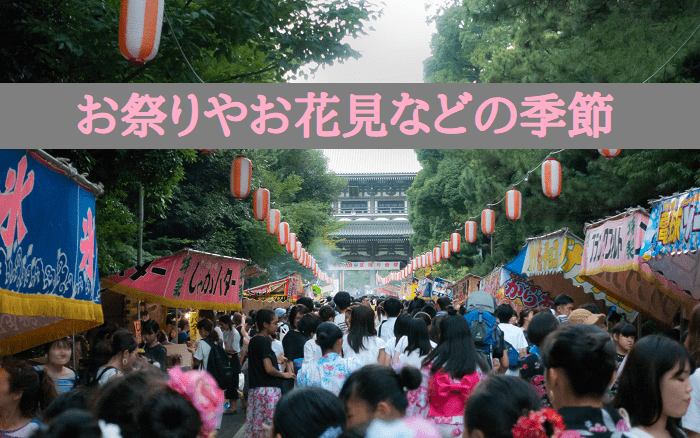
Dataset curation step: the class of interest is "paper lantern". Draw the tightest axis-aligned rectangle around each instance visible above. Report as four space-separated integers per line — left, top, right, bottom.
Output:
450 232 461 253
119 0 164 64
505 189 521 221
465 220 477 244
231 156 252 199
598 149 621 159
481 208 495 235
412 258 418 271
278 221 289 246
441 241 451 259
294 241 302 260
420 254 426 268
266 208 280 235
427 252 434 267
542 158 562 199
407 263 413 275
286 232 297 254
253 187 270 221
433 247 442 264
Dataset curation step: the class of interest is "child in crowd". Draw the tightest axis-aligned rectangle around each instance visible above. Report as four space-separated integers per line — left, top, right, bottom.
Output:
271 387 346 438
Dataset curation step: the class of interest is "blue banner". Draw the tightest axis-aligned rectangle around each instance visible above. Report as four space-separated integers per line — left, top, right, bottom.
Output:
0 150 100 305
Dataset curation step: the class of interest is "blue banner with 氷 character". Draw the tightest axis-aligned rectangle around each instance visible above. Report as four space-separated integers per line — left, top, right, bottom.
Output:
0 149 103 354
641 187 700 299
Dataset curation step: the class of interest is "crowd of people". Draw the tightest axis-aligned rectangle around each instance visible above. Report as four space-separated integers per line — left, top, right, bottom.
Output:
2 292 699 438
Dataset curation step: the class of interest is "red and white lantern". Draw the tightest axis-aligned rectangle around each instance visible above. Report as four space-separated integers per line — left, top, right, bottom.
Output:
481 208 495 235
420 254 427 268
450 232 461 253
294 241 303 260
427 252 434 267
505 189 521 221
598 149 621 159
278 221 289 245
441 241 451 259
267 208 280 234
465 220 477 243
119 0 164 64
433 247 442 264
286 232 297 254
253 188 270 221
407 262 413 275
542 158 562 199
230 156 252 199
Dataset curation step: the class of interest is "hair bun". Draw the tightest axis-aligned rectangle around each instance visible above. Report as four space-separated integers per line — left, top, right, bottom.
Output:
397 366 422 391
446 306 458 316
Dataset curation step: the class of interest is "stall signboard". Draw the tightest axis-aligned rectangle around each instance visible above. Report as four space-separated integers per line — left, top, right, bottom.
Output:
641 188 700 300
432 277 453 299
480 267 555 313
102 249 247 311
511 229 637 321
581 210 693 324
329 261 402 271
448 274 481 305
0 150 103 354
243 273 303 302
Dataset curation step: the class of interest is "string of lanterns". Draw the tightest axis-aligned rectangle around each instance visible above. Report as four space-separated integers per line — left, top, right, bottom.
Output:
378 149 622 285
230 155 333 285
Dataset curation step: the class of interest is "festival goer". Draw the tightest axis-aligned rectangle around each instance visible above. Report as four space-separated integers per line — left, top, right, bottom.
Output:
435 297 451 317
464 375 546 438
177 319 190 344
378 298 403 343
219 314 241 414
422 309 489 436
301 314 323 365
244 308 296 438
319 305 336 323
519 311 559 407
567 308 607 330
282 305 311 373
298 322 361 396
519 307 534 343
343 305 388 366
275 309 289 341
296 297 315 314
612 322 636 365
386 314 412 359
553 295 574 325
141 320 167 372
392 318 435 369
496 304 529 377
615 335 693 438
35 338 76 393
334 292 352 335
413 312 432 335
339 365 422 431
683 304 700 438
0 356 56 438
29 409 103 438
94 329 139 386
272 386 346 438
542 324 629 437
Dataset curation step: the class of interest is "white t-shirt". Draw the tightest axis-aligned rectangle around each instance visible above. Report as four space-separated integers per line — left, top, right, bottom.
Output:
342 334 386 366
222 328 241 354
214 326 225 348
393 336 436 368
271 339 285 371
683 368 700 433
304 337 323 363
194 339 212 370
97 366 122 386
498 323 529 377
378 317 397 343
334 313 348 335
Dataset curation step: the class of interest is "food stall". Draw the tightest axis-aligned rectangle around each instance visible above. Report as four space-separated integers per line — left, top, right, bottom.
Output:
483 228 637 321
580 209 695 325
242 273 303 313
0 150 104 355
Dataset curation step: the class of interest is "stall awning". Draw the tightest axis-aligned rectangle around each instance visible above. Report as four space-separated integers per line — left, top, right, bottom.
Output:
101 249 248 311
0 150 103 354
243 273 303 303
493 229 637 321
641 188 700 300
581 210 694 325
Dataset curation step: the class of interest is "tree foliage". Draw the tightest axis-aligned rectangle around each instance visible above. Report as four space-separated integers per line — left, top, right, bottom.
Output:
408 149 700 277
1 0 382 82
424 0 700 83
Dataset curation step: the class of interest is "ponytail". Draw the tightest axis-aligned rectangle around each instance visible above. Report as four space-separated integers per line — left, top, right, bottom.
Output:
196 319 220 343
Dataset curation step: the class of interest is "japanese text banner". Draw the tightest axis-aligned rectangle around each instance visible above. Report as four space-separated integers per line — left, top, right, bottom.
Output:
0 149 102 354
102 249 247 311
4 84 698 148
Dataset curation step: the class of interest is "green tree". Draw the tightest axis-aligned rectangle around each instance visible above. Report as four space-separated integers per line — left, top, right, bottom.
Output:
1 0 382 82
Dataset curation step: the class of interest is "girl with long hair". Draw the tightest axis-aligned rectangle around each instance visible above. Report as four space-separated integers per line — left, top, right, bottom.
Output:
342 305 389 366
392 318 434 368
93 329 139 386
244 308 296 438
615 335 694 438
683 304 700 438
0 356 57 438
422 309 489 436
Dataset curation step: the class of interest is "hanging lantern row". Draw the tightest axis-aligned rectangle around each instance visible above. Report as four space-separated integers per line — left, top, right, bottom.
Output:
230 155 332 285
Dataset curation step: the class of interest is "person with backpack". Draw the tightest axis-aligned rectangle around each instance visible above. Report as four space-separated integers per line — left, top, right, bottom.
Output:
193 318 228 433
93 329 139 387
495 304 529 377
518 311 559 407
463 290 508 373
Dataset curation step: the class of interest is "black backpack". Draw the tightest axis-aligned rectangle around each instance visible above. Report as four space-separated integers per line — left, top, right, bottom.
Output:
76 365 116 388
202 338 234 392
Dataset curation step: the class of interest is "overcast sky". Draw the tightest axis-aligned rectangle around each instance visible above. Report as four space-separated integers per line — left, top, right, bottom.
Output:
291 0 437 83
